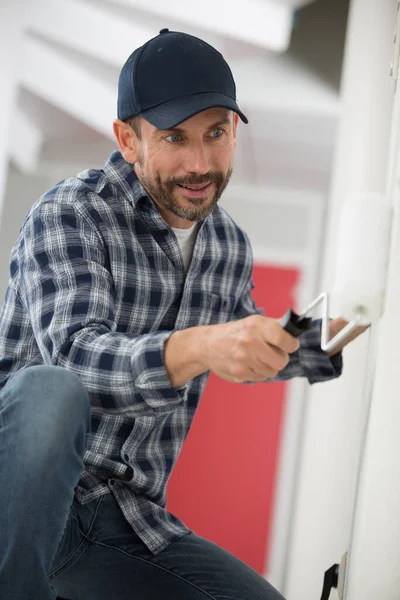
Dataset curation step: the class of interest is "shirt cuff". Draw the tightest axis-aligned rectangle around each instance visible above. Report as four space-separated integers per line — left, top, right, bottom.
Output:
131 331 188 412
299 319 343 385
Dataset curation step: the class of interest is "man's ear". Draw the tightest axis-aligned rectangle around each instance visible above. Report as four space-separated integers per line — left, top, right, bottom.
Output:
113 119 139 163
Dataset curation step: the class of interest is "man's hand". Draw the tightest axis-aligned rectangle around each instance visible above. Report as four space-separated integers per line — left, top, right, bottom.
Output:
202 315 300 383
164 316 300 388
327 318 370 357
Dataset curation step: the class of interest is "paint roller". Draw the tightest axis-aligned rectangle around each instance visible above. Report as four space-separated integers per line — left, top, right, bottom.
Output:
280 192 393 353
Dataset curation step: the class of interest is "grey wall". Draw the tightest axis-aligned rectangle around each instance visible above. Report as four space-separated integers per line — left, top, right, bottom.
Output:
0 164 50 298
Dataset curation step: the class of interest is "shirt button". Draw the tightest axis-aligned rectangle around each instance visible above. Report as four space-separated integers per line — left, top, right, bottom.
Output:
109 479 115 486
124 453 129 461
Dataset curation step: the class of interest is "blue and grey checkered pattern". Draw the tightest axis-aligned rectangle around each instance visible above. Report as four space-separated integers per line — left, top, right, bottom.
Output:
0 151 342 554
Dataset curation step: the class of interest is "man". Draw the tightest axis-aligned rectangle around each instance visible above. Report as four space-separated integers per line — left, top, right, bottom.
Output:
0 29 365 600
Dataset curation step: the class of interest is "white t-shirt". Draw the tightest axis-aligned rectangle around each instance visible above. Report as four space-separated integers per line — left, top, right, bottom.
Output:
171 223 198 273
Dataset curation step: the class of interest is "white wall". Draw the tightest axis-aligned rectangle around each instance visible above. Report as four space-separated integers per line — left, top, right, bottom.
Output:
344 103 400 600
343 4 400 596
284 1 398 598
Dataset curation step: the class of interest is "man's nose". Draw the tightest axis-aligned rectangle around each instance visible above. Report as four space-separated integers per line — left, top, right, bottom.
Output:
183 143 211 175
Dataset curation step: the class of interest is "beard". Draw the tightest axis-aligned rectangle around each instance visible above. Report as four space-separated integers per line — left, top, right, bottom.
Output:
138 163 233 222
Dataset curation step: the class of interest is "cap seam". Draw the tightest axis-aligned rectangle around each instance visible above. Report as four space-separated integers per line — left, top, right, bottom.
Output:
133 41 151 111
139 90 237 113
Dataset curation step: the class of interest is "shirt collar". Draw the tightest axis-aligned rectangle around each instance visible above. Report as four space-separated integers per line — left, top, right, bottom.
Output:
103 151 153 211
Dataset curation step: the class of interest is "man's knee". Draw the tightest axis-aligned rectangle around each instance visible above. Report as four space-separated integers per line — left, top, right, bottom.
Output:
2 365 91 432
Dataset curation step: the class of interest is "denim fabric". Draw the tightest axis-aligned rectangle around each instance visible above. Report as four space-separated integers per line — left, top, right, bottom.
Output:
52 494 285 600
0 365 285 599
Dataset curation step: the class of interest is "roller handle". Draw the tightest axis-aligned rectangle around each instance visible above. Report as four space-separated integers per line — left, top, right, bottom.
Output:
280 308 313 338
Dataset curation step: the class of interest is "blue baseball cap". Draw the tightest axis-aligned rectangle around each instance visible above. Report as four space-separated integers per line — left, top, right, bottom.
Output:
117 28 248 129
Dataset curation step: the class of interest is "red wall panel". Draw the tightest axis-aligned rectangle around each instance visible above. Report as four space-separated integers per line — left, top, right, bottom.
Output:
167 264 300 574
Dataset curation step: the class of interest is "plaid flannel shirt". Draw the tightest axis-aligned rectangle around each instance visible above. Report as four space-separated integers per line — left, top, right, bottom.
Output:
0 151 342 554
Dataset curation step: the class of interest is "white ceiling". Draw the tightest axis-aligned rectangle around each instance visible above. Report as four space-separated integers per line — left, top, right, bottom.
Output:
8 0 349 192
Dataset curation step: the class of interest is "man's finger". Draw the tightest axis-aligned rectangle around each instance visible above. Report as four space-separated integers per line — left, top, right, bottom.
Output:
263 320 300 354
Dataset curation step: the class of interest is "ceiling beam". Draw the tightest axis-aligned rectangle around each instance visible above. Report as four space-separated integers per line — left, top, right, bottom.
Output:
105 0 294 51
21 35 116 139
28 0 155 68
231 55 340 116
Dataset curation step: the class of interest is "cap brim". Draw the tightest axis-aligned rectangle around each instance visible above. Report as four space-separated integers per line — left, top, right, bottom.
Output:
139 92 248 129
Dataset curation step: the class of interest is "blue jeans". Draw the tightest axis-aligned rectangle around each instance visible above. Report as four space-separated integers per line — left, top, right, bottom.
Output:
0 365 285 599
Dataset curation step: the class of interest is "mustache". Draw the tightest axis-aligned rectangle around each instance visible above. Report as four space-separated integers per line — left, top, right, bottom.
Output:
165 172 225 189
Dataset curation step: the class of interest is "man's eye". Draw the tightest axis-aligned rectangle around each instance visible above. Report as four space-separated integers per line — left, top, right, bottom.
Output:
209 129 224 139
165 135 182 143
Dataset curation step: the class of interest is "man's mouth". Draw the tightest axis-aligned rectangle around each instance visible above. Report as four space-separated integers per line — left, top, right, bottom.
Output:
179 182 211 190
177 182 213 197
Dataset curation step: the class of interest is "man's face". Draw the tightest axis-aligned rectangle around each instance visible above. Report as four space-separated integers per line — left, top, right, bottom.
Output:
130 108 239 228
